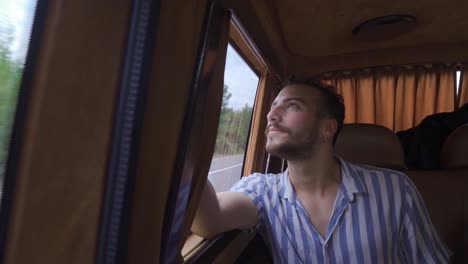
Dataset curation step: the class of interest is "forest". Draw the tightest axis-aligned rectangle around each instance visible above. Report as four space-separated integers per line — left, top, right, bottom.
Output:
213 85 253 157
0 25 23 179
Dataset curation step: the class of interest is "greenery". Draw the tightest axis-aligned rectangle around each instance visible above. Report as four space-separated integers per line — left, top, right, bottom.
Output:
214 85 253 156
0 24 23 179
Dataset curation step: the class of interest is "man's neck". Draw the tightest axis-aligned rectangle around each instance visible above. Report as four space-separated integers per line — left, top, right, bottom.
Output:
287 148 342 197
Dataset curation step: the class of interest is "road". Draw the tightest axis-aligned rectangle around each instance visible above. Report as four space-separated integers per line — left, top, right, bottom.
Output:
208 154 244 192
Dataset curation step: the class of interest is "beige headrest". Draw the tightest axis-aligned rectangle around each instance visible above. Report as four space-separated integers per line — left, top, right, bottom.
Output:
440 124 468 169
335 123 406 170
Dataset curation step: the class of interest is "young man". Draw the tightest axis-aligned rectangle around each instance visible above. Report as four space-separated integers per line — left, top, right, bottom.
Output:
192 82 451 263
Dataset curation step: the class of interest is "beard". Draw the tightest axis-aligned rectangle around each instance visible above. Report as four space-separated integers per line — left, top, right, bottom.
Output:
265 127 320 161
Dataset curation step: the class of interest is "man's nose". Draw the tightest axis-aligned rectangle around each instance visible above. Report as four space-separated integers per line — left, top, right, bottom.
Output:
267 106 281 122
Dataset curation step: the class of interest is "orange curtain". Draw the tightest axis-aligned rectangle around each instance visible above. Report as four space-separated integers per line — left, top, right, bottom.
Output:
459 68 468 107
394 69 417 131
437 70 456 113
334 76 357 123
375 69 397 130
322 65 456 132
414 68 455 124
356 72 376 124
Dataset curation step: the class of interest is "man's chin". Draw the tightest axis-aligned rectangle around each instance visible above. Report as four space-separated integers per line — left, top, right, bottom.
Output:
265 143 288 159
266 142 315 161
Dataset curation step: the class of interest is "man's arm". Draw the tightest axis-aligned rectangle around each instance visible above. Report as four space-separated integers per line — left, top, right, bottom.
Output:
191 180 258 238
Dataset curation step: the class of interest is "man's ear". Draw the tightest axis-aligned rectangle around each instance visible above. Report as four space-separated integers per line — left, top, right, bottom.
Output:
322 118 338 141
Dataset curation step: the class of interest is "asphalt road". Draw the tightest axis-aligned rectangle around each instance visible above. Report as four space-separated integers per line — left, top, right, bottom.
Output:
208 154 244 192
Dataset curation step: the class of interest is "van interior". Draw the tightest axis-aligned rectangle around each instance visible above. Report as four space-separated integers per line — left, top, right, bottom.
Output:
0 0 466 263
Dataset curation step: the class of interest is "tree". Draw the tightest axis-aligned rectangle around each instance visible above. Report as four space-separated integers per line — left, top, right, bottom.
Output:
0 24 23 179
221 84 231 110
213 85 254 156
214 85 233 155
237 103 253 152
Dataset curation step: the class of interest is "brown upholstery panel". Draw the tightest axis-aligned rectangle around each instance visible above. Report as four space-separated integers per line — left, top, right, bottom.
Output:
440 124 468 169
126 1 210 263
335 124 406 170
406 171 466 264
3 1 131 263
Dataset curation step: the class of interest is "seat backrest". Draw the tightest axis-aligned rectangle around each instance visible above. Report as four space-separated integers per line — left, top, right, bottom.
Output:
406 124 468 263
335 123 406 170
406 170 466 263
440 124 468 263
440 124 468 169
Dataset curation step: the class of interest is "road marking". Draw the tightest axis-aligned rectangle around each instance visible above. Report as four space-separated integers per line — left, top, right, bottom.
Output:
208 163 243 175
212 155 244 161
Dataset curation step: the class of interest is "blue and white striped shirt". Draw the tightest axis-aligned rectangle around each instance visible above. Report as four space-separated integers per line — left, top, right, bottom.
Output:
230 158 451 263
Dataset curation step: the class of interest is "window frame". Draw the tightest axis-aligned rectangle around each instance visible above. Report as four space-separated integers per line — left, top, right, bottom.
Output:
207 42 261 192
181 9 281 263
155 1 232 263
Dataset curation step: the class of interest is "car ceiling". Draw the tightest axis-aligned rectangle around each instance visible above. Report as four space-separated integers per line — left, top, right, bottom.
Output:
228 0 468 78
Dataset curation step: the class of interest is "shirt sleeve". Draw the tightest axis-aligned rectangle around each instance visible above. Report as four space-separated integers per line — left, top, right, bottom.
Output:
230 173 266 231
399 179 452 263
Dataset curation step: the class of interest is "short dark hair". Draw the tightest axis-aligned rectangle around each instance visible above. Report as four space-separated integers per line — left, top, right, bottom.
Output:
283 79 345 145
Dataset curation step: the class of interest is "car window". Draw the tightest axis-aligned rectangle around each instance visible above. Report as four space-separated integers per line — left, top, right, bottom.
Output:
207 44 259 192
0 0 37 198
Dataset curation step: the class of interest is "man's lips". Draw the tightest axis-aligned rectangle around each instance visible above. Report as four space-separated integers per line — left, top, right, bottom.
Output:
268 128 285 133
266 124 289 135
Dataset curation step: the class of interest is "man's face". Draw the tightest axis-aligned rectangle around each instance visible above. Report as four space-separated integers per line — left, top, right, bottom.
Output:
265 84 323 160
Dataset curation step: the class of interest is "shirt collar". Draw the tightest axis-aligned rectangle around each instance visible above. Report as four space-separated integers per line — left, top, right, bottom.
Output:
278 170 296 203
337 156 368 202
278 157 367 203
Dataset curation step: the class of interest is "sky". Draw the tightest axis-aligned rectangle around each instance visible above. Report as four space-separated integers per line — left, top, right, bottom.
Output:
0 0 36 63
223 44 260 110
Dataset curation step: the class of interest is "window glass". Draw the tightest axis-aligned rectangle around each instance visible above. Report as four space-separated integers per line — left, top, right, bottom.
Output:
208 44 259 192
0 0 37 189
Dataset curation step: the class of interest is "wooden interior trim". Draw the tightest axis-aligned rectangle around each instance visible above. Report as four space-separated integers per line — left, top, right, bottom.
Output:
184 230 240 264
229 15 268 76
182 230 254 263
243 73 280 175
212 230 254 263
227 0 288 78
183 230 254 263
3 0 132 263
126 1 211 263
182 234 206 260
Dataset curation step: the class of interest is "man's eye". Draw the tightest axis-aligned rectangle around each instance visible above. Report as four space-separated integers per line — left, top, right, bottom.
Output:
288 103 299 109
